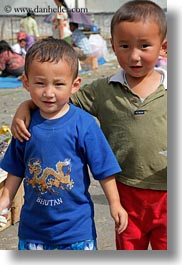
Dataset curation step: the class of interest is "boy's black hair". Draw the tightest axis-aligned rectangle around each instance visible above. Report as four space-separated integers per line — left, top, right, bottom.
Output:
24 38 78 80
111 0 167 41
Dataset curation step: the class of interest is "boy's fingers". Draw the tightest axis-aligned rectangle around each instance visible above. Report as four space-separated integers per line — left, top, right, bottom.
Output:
11 121 31 141
16 126 30 141
116 224 124 234
11 127 24 142
116 223 127 234
115 215 128 234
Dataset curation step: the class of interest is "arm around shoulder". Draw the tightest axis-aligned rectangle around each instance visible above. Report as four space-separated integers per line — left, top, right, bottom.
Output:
70 78 107 116
11 99 36 142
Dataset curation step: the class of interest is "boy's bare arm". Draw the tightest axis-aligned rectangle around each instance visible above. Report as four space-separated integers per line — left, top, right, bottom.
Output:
0 173 23 214
11 99 36 142
99 176 128 234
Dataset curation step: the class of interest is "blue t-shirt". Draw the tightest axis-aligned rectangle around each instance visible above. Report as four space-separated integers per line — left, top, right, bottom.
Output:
0 104 121 245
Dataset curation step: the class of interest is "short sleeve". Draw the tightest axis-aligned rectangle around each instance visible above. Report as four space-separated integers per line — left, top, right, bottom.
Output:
83 119 121 180
0 137 25 178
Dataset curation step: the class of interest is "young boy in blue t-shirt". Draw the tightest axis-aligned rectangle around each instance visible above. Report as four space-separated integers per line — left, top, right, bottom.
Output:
0 38 127 250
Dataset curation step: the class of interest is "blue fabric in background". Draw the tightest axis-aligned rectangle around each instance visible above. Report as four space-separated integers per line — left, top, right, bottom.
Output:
98 57 106 65
0 77 22 89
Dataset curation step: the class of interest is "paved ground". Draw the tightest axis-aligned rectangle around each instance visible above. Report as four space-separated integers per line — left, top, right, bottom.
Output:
0 57 120 250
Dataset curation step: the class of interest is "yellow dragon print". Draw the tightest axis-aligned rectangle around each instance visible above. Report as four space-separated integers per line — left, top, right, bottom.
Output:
26 158 74 194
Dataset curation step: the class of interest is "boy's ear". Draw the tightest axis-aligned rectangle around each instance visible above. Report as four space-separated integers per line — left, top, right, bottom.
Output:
161 39 167 52
71 76 82 94
159 39 167 57
21 73 30 92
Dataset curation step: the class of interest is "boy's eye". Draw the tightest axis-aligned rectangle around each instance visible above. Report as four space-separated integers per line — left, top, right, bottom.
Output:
55 83 64 86
142 44 150 48
121 44 128 48
36 82 44 85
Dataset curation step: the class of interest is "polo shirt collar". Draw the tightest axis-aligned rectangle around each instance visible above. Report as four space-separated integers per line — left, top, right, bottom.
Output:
109 68 167 90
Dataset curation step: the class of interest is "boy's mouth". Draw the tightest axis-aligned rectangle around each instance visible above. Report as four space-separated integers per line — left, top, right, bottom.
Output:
42 101 55 105
130 66 143 71
130 65 142 68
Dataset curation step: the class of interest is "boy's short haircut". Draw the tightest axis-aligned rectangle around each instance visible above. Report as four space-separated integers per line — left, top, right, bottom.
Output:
111 0 167 41
24 38 79 80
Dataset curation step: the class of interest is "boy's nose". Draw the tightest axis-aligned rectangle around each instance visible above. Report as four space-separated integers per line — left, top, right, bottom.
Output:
42 87 55 97
130 49 141 62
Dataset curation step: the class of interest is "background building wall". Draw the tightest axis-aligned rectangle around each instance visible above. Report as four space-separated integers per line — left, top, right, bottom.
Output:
0 0 167 45
85 0 166 12
0 0 166 16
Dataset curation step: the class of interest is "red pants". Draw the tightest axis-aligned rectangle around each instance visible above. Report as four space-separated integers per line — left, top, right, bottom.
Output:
116 181 167 250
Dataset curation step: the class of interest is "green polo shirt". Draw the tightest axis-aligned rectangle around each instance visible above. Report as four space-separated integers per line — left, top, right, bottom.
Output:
71 69 167 191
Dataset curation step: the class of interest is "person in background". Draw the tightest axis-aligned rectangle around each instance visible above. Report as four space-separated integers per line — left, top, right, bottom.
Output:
12 32 27 56
0 38 127 251
69 22 92 61
69 22 98 70
0 40 25 77
20 11 40 51
52 0 72 44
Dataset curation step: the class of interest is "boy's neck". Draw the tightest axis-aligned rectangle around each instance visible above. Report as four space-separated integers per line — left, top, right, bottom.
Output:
125 70 163 98
40 103 70 120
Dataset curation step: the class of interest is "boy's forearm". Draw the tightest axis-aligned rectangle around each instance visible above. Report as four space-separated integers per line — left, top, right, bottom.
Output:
99 176 121 206
23 99 37 112
100 176 128 234
16 99 37 115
